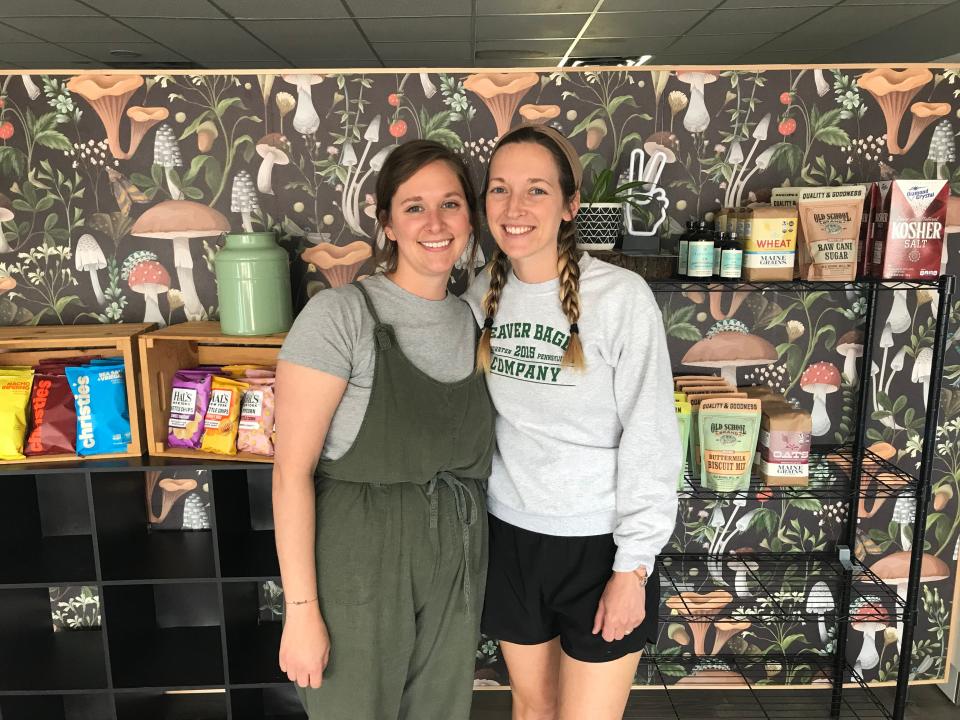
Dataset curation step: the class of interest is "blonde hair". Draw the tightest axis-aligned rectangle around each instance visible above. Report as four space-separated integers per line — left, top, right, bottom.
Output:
476 130 585 373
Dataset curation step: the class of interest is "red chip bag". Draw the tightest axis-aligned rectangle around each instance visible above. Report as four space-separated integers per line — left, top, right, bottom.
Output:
25 373 77 456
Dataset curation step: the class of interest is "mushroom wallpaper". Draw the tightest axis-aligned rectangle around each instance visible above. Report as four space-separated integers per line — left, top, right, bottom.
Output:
0 67 959 689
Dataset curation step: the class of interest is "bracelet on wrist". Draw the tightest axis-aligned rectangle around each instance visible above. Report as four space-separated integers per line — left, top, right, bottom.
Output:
633 569 648 587
284 596 318 606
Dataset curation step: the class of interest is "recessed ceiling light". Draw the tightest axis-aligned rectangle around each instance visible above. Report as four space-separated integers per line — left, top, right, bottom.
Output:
109 49 142 58
567 55 653 67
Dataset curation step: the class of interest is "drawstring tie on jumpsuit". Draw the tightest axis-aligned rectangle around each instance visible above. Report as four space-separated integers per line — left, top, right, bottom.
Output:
426 470 480 613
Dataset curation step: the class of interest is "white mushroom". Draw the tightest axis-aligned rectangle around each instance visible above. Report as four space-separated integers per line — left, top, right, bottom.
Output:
727 140 744 165
676 70 719 134
21 75 40 100
420 72 437 99
912 347 933 409
153 124 183 200
805 581 834 644
74 234 107 307
887 290 911 333
230 171 260 233
813 69 830 97
850 596 887 675
891 496 915 551
800 362 842 436
255 133 290 195
727 557 759 598
928 119 955 180
837 330 864 385
0 193 16 253
282 74 324 135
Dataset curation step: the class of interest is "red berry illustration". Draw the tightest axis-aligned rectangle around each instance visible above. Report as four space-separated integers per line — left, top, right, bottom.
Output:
779 91 792 105
389 120 407 138
0 121 14 140
387 93 400 107
756 488 773 503
778 117 797 136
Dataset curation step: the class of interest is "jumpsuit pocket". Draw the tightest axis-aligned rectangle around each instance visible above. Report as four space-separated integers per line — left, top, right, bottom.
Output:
315 482 384 607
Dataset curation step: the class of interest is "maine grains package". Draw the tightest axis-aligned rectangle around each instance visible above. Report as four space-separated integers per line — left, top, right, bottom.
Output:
0 367 35 460
238 375 276 456
200 376 249 455
167 370 214 449
65 360 131 456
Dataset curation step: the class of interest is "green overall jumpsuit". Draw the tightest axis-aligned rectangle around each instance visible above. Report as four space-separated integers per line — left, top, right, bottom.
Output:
294 282 495 720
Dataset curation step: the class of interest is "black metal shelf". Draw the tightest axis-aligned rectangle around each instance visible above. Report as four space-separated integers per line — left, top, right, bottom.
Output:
647 278 942 293
681 445 918 501
657 553 905 624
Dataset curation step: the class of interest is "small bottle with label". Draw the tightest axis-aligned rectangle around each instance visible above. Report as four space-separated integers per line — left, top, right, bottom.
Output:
712 231 725 277
677 220 695 276
720 231 743 279
686 221 715 279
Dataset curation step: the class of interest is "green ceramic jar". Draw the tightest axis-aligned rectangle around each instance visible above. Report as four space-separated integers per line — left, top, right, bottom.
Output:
215 231 292 336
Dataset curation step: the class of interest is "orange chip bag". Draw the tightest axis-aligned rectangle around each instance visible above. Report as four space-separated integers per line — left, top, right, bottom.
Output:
200 376 248 455
0 367 36 460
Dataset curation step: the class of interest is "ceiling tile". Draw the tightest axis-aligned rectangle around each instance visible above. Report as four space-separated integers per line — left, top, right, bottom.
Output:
60 42 189 62
374 42 472 61
477 0 596 13
686 6 825 34
738 50 843 65
720 0 832 7
667 33 778 53
81 0 223 16
605 0 719 8
587 11 705 38
572 36 678 55
122 18 285 62
358 17 472 43
214 0 348 18
348 0 472 16
787 4 944 39
0 24 40 42
0 0 98 15
0 42 91 63
380 58 473 68
757 32 851 51
482 57 565 67
839 0 952 4
239 20 373 59
652 52 745 65
477 39 572 56
2 17 150 42
477 14 587 39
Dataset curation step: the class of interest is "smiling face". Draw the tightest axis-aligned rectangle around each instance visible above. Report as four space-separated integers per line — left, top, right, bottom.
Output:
382 159 472 286
485 141 579 279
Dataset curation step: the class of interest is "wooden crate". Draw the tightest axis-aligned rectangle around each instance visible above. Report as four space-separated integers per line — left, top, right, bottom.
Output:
138 322 286 463
0 323 153 464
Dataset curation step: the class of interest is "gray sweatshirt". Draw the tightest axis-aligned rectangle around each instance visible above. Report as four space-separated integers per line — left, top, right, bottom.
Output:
463 253 680 574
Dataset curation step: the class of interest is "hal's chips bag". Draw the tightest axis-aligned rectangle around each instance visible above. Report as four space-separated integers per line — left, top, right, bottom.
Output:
238 375 276 456
168 370 214 449
0 367 35 460
65 360 131 456
200 376 248 455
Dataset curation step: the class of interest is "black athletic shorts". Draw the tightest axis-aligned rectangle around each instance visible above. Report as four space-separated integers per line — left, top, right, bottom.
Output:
481 513 659 663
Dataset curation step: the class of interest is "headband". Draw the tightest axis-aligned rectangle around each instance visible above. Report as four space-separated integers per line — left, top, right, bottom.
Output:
490 123 583 191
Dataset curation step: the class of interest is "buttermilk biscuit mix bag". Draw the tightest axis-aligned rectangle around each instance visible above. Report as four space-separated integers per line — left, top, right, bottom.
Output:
868 179 948 279
698 397 762 493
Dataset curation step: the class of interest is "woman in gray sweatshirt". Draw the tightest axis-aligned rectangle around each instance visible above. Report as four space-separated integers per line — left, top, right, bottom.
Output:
464 124 680 720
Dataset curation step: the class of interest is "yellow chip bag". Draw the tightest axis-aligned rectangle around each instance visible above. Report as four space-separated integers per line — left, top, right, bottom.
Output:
200 376 248 455
0 367 36 460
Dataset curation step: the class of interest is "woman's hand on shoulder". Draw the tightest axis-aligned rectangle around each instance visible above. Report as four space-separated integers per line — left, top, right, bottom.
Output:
592 571 646 643
279 604 330 688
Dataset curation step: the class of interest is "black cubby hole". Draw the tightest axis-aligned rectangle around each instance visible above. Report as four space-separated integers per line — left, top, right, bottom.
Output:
0 473 95 585
231 686 306 720
103 582 224 689
0 693 114 720
214 467 279 579
223 581 285 686
91 472 216 582
115 688 228 720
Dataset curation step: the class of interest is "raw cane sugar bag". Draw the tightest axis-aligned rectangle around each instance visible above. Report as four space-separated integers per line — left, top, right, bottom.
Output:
167 370 214 449
65 360 131 456
200 376 248 455
0 367 35 460
238 375 276 456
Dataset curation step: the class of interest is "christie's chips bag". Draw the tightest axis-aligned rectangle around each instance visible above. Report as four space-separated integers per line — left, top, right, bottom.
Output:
0 367 35 460
200 376 248 455
25 371 77 456
65 360 131 456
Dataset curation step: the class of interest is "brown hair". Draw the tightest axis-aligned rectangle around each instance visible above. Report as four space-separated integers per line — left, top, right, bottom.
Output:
476 126 585 373
373 140 481 274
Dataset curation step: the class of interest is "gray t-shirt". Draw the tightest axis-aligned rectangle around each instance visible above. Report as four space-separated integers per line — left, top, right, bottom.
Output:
278 274 477 460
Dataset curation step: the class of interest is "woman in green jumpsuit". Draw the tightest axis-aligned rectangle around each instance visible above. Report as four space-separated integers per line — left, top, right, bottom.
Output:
273 140 494 720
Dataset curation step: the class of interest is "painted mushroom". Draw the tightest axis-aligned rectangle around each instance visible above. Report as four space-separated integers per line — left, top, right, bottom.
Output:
130 200 231 321
585 118 608 150
282 74 324 135
147 475 198 524
836 329 864 385
676 69 719 134
681 320 778 387
75 234 107 307
127 258 170 326
665 591 733 655
21 74 40 100
856 68 933 155
668 622 690 646
126 106 169 161
196 120 219 153
231 171 260 233
890 496 915 551
256 133 291 195
518 104 560 125
903 102 951 155
463 72 539 137
153 124 183 200
66 74 144 160
0 192 15 253
870 551 949 648
710 619 751 655
928 119 955 180
911 347 933 409
643 131 679 184
800 361 841 437
674 661 747 687
302 241 373 288
850 595 889 675
805 581 834 644
726 557 759 598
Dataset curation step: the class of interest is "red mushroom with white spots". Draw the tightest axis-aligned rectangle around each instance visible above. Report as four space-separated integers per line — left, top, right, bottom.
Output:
800 361 841 437
127 259 170 327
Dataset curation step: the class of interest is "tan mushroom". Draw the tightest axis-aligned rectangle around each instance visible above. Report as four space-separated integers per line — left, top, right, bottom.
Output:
902 102 952 156
302 241 372 288
463 72 539 137
66 74 145 160
256 133 291 195
856 68 933 155
196 120 219 153
836 329 864 385
668 622 690 645
665 591 733 655
681 328 777 387
518 104 560 125
0 273 16 293
130 200 231 321
147 474 198 524
126 106 169 161
870 551 949 649
710 619 751 655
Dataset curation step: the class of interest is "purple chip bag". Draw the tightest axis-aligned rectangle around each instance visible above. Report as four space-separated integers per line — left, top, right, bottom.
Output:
167 370 214 449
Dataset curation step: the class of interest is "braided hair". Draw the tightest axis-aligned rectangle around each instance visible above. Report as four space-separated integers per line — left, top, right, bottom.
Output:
476 126 585 373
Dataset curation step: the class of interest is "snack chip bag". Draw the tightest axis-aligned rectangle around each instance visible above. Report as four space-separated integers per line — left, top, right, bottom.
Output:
25 370 77 456
168 370 214 449
65 360 131 456
200 376 248 455
0 367 35 460
221 364 262 378
238 376 276 456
